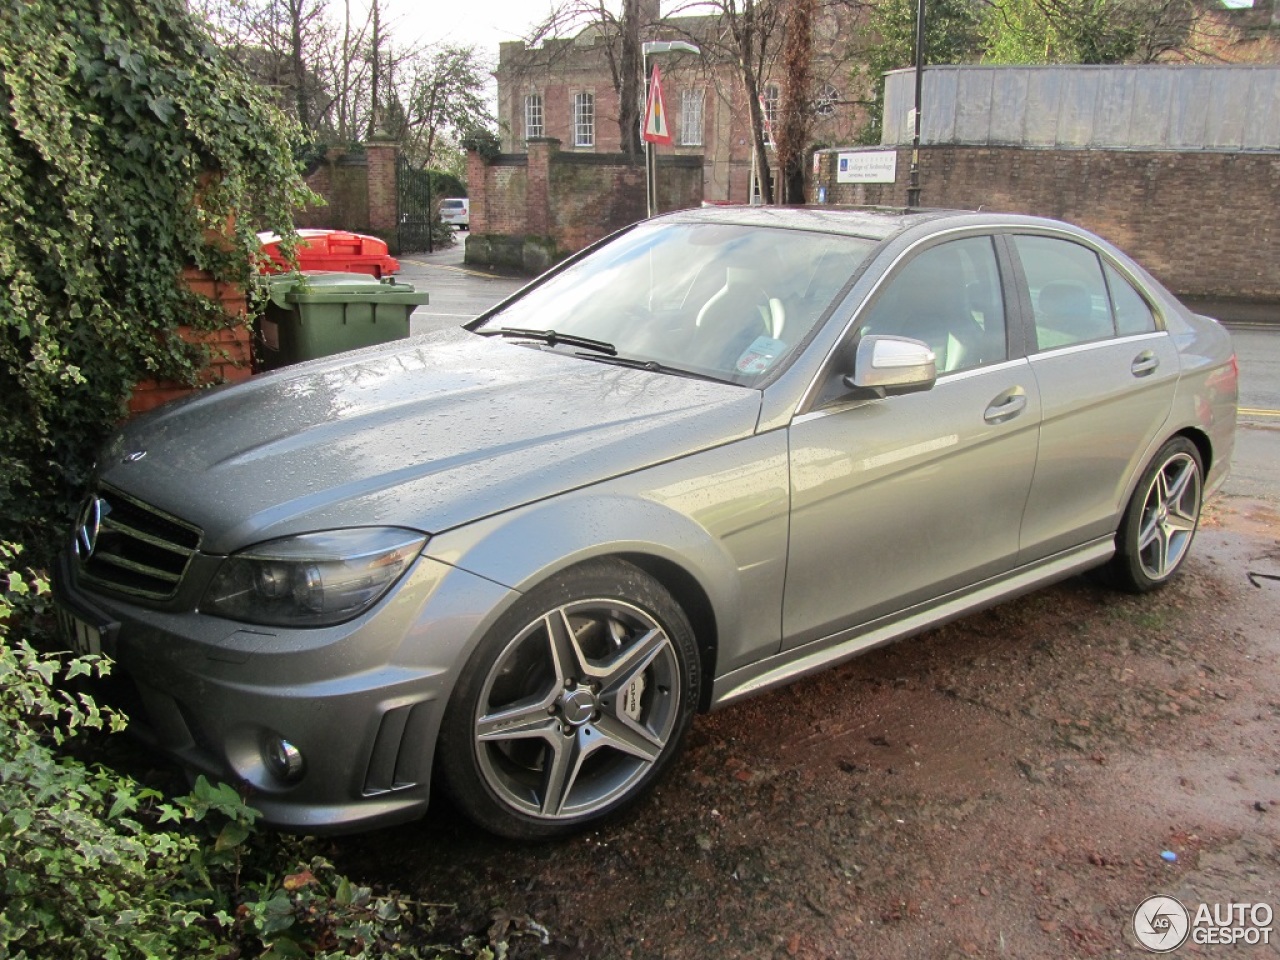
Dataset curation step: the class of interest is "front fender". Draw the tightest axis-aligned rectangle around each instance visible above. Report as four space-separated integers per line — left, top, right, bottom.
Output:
423 431 792 678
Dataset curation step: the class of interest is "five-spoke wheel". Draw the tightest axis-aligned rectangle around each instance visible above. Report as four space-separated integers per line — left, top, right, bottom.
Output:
438 560 698 838
1105 437 1204 592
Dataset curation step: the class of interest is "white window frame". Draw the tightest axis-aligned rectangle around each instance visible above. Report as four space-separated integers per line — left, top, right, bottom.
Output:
763 83 780 144
680 88 704 146
573 91 595 147
524 93 544 139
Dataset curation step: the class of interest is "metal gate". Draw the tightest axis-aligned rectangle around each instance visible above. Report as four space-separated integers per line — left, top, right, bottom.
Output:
396 154 433 254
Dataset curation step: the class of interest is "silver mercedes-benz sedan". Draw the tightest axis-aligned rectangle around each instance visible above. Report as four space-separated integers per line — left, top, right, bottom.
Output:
53 207 1237 838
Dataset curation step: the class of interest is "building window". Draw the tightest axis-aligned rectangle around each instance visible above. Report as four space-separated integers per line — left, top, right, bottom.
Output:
573 91 594 147
524 93 544 139
814 83 840 118
680 88 704 146
762 83 780 143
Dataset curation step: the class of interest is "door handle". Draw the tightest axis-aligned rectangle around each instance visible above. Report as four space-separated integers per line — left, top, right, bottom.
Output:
1131 350 1159 377
984 387 1028 424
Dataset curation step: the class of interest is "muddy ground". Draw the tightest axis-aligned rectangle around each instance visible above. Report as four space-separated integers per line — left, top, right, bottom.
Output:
326 496 1280 959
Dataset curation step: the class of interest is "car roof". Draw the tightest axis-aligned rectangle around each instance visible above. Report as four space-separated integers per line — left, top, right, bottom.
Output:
655 205 949 240
654 205 1088 244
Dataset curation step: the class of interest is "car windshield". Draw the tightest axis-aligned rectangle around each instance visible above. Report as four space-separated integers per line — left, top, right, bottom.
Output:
477 221 878 386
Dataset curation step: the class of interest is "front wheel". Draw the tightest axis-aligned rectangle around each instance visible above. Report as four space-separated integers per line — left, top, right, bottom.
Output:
1103 436 1204 593
437 559 699 839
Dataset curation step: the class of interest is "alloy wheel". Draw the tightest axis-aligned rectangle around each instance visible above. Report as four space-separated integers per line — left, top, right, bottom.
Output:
473 599 681 820
1136 451 1201 582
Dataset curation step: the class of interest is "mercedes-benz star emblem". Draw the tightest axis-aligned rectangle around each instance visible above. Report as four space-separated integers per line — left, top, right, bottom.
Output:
74 497 108 562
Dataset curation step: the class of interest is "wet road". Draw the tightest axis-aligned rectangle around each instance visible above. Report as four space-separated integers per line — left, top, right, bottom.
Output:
399 241 525 336
1222 325 1280 503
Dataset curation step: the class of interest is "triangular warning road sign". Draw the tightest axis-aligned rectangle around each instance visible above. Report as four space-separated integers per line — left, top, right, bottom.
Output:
643 64 673 146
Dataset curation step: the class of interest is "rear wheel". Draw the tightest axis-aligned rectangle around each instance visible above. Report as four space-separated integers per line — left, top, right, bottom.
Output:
1103 437 1203 593
437 559 699 839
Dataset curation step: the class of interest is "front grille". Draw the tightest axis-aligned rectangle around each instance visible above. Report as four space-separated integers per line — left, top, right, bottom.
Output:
76 488 202 601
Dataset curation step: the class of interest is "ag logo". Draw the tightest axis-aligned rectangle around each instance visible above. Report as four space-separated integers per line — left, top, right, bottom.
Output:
1133 895 1191 952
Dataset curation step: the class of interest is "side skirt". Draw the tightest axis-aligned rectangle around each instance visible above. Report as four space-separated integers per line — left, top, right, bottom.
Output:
710 537 1114 709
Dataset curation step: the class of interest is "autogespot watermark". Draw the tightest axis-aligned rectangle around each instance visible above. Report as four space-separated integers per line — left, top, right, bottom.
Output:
1133 895 1274 952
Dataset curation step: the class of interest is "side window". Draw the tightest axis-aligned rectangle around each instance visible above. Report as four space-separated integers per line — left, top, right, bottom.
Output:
1104 262 1157 335
860 236 1007 374
1013 235 1116 350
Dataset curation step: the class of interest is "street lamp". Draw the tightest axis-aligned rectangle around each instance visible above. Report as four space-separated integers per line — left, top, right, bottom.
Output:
642 40 700 217
907 0 926 208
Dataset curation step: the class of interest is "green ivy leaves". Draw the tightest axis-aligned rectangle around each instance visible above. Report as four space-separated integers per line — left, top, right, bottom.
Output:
0 0 314 555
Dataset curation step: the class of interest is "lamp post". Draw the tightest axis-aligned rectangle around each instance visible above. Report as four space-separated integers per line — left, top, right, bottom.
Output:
906 0 926 208
642 40 700 217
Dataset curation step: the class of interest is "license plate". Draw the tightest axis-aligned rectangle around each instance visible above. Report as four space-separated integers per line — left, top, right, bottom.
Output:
57 608 103 657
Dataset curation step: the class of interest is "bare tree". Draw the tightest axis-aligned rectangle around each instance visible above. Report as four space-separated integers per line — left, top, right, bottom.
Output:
775 0 816 202
195 0 333 133
366 0 383 135
326 0 373 142
667 0 784 202
386 44 491 166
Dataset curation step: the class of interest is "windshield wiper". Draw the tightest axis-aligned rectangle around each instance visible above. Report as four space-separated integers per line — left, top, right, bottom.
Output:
477 326 617 356
572 352 741 385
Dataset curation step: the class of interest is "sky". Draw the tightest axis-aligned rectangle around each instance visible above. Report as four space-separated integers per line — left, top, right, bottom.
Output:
383 0 572 61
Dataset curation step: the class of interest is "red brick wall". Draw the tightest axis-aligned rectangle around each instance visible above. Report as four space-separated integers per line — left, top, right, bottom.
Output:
526 139 554 235
467 150 490 235
366 140 398 239
817 146 1280 300
128 267 252 416
297 151 370 233
296 141 400 251
474 155 530 238
465 141 702 270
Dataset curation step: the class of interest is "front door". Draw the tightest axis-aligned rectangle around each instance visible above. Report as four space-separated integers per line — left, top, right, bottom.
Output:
782 235 1042 650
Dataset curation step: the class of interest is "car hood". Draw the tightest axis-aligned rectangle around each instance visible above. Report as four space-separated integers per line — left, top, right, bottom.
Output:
99 329 761 554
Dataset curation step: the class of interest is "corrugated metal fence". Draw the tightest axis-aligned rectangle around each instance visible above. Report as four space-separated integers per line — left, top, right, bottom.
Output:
883 65 1280 151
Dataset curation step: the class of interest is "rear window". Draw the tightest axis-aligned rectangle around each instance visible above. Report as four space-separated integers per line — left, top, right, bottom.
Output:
441 200 466 210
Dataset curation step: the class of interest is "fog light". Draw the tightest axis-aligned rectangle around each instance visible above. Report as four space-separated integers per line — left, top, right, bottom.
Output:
264 736 305 782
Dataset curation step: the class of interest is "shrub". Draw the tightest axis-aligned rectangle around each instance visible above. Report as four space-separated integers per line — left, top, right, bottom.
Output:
0 544 517 959
0 544 222 957
0 0 314 557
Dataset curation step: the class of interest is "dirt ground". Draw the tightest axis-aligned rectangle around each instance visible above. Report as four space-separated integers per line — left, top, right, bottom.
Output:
327 496 1280 959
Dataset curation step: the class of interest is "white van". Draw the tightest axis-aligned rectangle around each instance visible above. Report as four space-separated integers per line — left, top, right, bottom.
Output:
439 198 470 230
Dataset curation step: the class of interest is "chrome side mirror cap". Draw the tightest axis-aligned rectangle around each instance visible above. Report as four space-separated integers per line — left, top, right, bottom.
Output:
845 334 937 396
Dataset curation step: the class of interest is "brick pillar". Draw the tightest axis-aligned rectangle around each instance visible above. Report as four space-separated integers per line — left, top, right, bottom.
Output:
365 134 399 244
467 148 488 235
526 137 560 237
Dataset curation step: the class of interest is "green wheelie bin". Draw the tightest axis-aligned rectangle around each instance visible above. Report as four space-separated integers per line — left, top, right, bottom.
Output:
256 272 428 371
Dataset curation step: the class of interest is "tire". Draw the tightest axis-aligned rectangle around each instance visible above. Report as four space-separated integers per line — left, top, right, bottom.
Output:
437 559 700 839
1102 436 1204 593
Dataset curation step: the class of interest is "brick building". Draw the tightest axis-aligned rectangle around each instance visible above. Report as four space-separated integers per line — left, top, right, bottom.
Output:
494 1 867 203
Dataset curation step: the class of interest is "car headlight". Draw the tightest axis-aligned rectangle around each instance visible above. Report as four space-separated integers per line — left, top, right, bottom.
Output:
202 528 428 627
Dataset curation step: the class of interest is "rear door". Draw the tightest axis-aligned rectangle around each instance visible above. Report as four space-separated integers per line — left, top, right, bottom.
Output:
1008 233 1180 562
782 234 1042 650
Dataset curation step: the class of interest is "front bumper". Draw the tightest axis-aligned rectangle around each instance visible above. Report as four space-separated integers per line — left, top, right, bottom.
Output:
53 545 514 833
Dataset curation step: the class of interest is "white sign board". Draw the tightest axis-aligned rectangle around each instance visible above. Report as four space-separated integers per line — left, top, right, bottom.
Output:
836 150 898 184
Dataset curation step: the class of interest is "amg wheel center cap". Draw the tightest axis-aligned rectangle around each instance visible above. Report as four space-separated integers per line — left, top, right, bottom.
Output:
560 689 597 726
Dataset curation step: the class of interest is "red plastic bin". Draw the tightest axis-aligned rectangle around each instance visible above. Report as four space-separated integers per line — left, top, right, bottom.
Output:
258 229 400 278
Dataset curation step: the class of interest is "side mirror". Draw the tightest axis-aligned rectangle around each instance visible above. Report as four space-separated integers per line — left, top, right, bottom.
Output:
844 334 937 397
